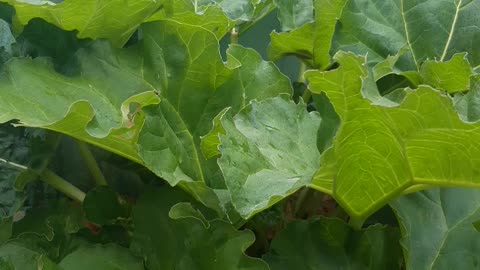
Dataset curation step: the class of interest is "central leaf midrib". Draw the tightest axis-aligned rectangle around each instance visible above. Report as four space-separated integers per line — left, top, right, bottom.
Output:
163 99 206 183
400 0 419 69
440 0 463 61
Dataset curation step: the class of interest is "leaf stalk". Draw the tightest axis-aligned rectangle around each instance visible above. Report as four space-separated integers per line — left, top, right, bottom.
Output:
77 141 108 186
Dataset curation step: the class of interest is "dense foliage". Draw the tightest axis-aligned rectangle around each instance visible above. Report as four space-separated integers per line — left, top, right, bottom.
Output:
1 0 480 269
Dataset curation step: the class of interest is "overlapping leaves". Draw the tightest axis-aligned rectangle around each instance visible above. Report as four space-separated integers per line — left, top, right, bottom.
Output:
271 0 480 71
136 20 292 214
306 51 480 221
0 0 162 46
2 0 480 269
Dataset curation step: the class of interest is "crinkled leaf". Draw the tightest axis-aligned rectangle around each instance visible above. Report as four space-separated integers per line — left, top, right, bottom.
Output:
218 96 321 218
269 0 347 69
0 41 160 163
137 20 291 211
305 51 480 221
390 188 480 270
131 187 269 270
371 46 421 95
1 0 162 46
59 244 144 270
420 53 472 93
273 0 313 31
264 218 402 270
333 0 480 70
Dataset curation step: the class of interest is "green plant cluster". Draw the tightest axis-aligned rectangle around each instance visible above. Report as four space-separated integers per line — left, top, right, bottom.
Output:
1 0 480 269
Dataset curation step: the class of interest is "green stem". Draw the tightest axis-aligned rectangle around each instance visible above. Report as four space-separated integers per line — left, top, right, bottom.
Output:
230 27 239 45
299 62 311 102
298 61 307 82
0 158 28 170
348 216 365 230
77 141 108 186
0 158 86 203
40 169 86 203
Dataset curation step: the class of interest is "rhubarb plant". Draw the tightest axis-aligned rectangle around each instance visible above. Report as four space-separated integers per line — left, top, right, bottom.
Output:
1 0 480 269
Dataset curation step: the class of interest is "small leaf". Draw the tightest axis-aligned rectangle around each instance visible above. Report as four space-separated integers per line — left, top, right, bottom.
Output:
269 0 348 69
420 53 472 93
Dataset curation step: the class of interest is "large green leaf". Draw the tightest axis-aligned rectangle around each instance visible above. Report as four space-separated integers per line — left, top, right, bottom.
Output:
217 96 321 218
333 0 480 70
0 41 160 163
59 244 144 270
131 187 269 270
269 0 348 69
305 51 480 222
136 20 291 211
1 0 162 46
390 188 480 270
264 218 402 270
